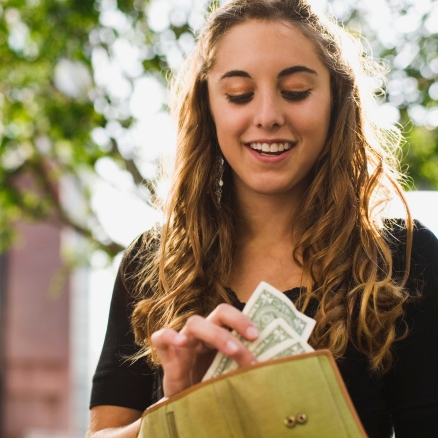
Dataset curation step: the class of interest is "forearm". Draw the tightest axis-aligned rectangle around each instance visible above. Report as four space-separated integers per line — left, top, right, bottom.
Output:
87 419 141 438
87 406 142 438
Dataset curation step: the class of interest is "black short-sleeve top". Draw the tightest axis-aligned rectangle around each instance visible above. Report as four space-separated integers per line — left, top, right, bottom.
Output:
90 221 438 438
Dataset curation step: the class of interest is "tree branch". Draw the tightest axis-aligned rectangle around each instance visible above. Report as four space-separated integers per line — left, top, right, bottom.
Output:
21 159 124 256
110 138 157 196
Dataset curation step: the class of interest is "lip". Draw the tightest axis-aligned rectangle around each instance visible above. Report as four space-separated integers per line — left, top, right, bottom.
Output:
244 142 295 164
244 138 295 145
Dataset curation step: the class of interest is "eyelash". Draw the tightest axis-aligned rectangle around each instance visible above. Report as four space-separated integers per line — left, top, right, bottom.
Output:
226 93 253 104
282 90 312 101
226 90 312 105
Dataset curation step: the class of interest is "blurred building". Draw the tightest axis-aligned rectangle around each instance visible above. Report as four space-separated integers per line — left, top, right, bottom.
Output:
0 221 88 438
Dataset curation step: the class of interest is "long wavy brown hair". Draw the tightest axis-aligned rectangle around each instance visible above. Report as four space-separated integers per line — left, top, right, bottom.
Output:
126 0 413 373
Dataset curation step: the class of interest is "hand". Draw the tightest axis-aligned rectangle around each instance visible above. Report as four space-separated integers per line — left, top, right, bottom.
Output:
151 303 259 397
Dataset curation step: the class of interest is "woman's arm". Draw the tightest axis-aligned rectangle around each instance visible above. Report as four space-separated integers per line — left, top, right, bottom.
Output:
89 237 159 430
87 304 258 436
87 406 142 438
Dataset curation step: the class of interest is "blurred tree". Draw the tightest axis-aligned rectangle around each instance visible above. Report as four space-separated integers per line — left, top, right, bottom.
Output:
327 0 438 189
0 0 178 260
0 0 437 262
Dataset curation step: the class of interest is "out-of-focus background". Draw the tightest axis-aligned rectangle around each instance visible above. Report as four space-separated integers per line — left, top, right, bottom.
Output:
0 0 437 436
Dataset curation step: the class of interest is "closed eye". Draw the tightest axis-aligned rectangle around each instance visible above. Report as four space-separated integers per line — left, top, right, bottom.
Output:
226 93 253 105
282 90 311 101
226 90 311 104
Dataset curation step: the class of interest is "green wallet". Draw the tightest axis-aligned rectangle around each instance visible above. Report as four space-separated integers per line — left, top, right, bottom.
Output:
139 350 367 437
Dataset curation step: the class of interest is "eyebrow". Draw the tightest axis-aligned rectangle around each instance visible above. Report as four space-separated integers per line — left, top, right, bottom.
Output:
219 65 318 80
278 65 318 78
220 70 251 80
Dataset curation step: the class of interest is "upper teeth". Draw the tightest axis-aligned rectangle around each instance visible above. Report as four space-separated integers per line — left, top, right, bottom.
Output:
249 142 292 152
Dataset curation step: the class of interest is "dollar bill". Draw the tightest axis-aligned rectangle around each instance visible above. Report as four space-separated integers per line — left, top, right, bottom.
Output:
225 318 312 373
243 282 315 341
258 340 313 361
202 282 316 381
249 318 301 357
203 341 235 381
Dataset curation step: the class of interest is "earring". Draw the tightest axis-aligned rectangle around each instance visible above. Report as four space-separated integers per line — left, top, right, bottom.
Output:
214 154 224 205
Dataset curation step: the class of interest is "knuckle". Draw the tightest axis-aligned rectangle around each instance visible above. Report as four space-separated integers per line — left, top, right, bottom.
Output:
150 331 165 347
214 303 230 315
151 328 164 339
185 315 201 329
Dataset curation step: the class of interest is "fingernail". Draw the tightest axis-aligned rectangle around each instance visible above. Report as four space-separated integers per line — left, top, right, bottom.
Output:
226 340 239 354
246 326 259 339
251 359 258 365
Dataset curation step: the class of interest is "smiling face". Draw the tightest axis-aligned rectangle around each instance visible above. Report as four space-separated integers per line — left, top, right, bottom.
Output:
207 20 332 201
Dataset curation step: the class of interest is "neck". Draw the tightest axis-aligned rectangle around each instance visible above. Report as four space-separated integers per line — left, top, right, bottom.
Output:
234 188 305 246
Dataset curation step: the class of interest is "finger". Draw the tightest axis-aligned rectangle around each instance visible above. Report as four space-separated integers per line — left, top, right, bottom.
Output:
151 328 187 350
181 315 257 368
151 328 191 365
151 329 195 396
151 329 199 378
207 303 259 341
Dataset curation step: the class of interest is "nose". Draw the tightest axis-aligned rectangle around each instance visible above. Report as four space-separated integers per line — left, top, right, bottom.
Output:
253 91 285 129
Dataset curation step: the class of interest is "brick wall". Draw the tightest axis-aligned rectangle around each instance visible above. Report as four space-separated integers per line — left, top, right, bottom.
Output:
3 222 71 438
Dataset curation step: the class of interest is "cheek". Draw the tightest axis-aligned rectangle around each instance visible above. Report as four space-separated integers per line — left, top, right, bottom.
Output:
209 97 228 130
299 99 331 140
214 109 248 142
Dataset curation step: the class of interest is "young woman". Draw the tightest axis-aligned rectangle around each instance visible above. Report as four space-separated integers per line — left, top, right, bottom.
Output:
87 1 438 437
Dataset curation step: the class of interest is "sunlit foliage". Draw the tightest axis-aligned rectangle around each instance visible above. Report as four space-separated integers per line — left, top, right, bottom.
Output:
0 0 437 259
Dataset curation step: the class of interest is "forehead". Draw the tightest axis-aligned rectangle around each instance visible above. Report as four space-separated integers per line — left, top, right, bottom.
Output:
209 19 326 78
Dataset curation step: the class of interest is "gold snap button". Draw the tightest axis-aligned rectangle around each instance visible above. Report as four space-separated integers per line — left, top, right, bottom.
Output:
284 415 296 428
296 413 308 424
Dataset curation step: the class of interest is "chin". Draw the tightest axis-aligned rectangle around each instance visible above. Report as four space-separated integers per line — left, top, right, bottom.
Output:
251 185 298 197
